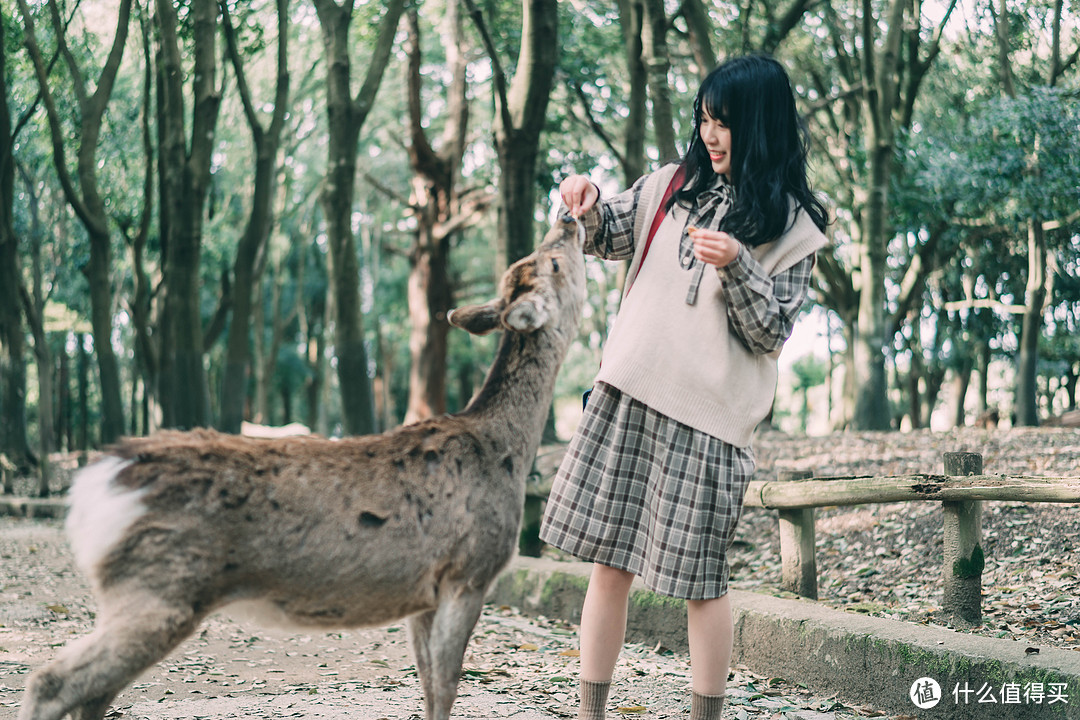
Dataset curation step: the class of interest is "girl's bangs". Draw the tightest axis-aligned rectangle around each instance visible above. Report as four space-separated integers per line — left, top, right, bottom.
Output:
700 85 730 125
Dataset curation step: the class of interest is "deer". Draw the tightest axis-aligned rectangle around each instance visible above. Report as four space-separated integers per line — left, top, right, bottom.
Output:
19 214 587 720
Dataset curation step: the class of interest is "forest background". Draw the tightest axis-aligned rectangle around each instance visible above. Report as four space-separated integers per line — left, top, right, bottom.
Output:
0 0 1078 495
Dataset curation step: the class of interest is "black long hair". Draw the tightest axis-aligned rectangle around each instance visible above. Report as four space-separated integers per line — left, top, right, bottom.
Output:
671 55 829 246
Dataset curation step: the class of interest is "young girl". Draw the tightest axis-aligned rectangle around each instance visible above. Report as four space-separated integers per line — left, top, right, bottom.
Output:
539 55 829 720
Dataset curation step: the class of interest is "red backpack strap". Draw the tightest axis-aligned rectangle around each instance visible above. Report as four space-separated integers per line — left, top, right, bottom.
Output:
629 165 685 294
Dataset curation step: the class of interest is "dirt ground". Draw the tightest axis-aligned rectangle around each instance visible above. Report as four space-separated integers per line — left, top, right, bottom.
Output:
727 427 1080 652
2 515 909 720
3 426 1079 718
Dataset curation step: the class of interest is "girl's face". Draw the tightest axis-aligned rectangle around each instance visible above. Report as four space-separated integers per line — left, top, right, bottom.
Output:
699 110 732 179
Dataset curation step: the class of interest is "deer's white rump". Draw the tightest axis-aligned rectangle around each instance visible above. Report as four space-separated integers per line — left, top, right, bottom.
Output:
64 457 140 580
19 215 587 720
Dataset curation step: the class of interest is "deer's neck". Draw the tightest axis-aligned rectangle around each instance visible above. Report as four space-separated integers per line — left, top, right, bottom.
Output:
461 327 570 449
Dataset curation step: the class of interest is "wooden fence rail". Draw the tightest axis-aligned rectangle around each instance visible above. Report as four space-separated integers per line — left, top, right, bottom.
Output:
525 449 1080 627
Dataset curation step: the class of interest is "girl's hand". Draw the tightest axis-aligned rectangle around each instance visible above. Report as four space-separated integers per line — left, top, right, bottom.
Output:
688 226 740 268
560 175 599 217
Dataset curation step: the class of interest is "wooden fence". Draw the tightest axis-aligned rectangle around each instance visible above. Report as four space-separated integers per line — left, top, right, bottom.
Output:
524 450 1080 626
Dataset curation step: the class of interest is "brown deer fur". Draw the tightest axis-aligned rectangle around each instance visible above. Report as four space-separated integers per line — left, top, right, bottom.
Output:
19 215 587 720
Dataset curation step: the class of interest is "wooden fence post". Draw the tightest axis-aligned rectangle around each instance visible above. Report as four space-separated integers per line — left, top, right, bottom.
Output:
942 452 984 626
777 469 817 600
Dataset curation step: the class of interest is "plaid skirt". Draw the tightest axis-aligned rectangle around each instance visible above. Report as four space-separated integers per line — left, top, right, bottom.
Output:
539 382 754 600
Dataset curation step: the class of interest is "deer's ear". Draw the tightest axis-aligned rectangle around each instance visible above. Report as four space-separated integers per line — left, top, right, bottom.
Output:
448 301 504 335
502 295 549 333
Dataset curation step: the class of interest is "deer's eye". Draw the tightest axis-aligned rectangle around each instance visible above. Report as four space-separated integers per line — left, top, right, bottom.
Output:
552 258 560 273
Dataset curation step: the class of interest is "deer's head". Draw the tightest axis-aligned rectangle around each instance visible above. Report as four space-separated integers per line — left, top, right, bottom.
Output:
449 214 586 337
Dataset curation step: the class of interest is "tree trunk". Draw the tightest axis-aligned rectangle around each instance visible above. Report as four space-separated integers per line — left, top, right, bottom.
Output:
468 0 558 267
22 163 55 494
952 356 973 428
815 0 956 430
155 0 219 429
18 0 133 443
405 233 452 423
0 14 33 472
76 334 90 454
401 3 472 424
849 0 904 431
851 256 892 428
314 0 406 436
219 0 290 434
641 0 678 163
975 340 991 417
679 0 716 77
120 7 160 436
617 0 647 187
1014 218 1046 426
0 228 31 473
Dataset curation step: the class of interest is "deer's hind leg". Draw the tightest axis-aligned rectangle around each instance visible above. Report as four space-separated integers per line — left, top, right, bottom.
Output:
407 588 486 720
18 593 201 720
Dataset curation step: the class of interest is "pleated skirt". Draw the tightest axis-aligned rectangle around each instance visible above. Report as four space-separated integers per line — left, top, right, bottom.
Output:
539 382 754 600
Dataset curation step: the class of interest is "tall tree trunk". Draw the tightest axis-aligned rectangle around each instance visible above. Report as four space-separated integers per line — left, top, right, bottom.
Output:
851 254 891 427
76 334 90 454
219 0 291 433
402 3 476 424
18 0 132 443
122 5 160 435
814 0 956 430
849 0 903 431
155 0 220 429
0 14 34 474
20 162 55 494
641 0 678 162
467 0 559 267
952 355 973 428
314 0 406 436
975 340 991 417
617 0 647 187
679 0 716 77
1014 219 1046 426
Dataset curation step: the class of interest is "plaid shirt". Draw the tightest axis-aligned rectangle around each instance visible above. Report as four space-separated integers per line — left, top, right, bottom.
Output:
578 174 816 355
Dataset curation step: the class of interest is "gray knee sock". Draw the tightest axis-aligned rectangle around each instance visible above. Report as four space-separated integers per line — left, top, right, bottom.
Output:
578 679 611 720
689 691 725 720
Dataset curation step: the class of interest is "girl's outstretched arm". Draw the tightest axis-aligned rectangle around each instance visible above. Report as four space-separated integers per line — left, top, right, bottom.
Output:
558 174 648 261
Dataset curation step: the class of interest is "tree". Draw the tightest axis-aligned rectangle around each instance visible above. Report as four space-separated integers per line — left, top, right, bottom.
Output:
17 157 58 493
398 2 491 423
992 0 1079 425
791 353 828 433
803 0 958 430
154 0 222 429
314 0 407 436
465 0 558 267
218 0 291 434
18 0 133 443
0 10 33 474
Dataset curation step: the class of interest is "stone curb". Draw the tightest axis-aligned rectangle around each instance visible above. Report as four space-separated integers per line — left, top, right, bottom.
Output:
490 556 1080 720
0 497 65 519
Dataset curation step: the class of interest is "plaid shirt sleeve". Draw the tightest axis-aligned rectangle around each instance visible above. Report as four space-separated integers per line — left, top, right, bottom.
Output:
569 174 648 261
718 249 816 355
